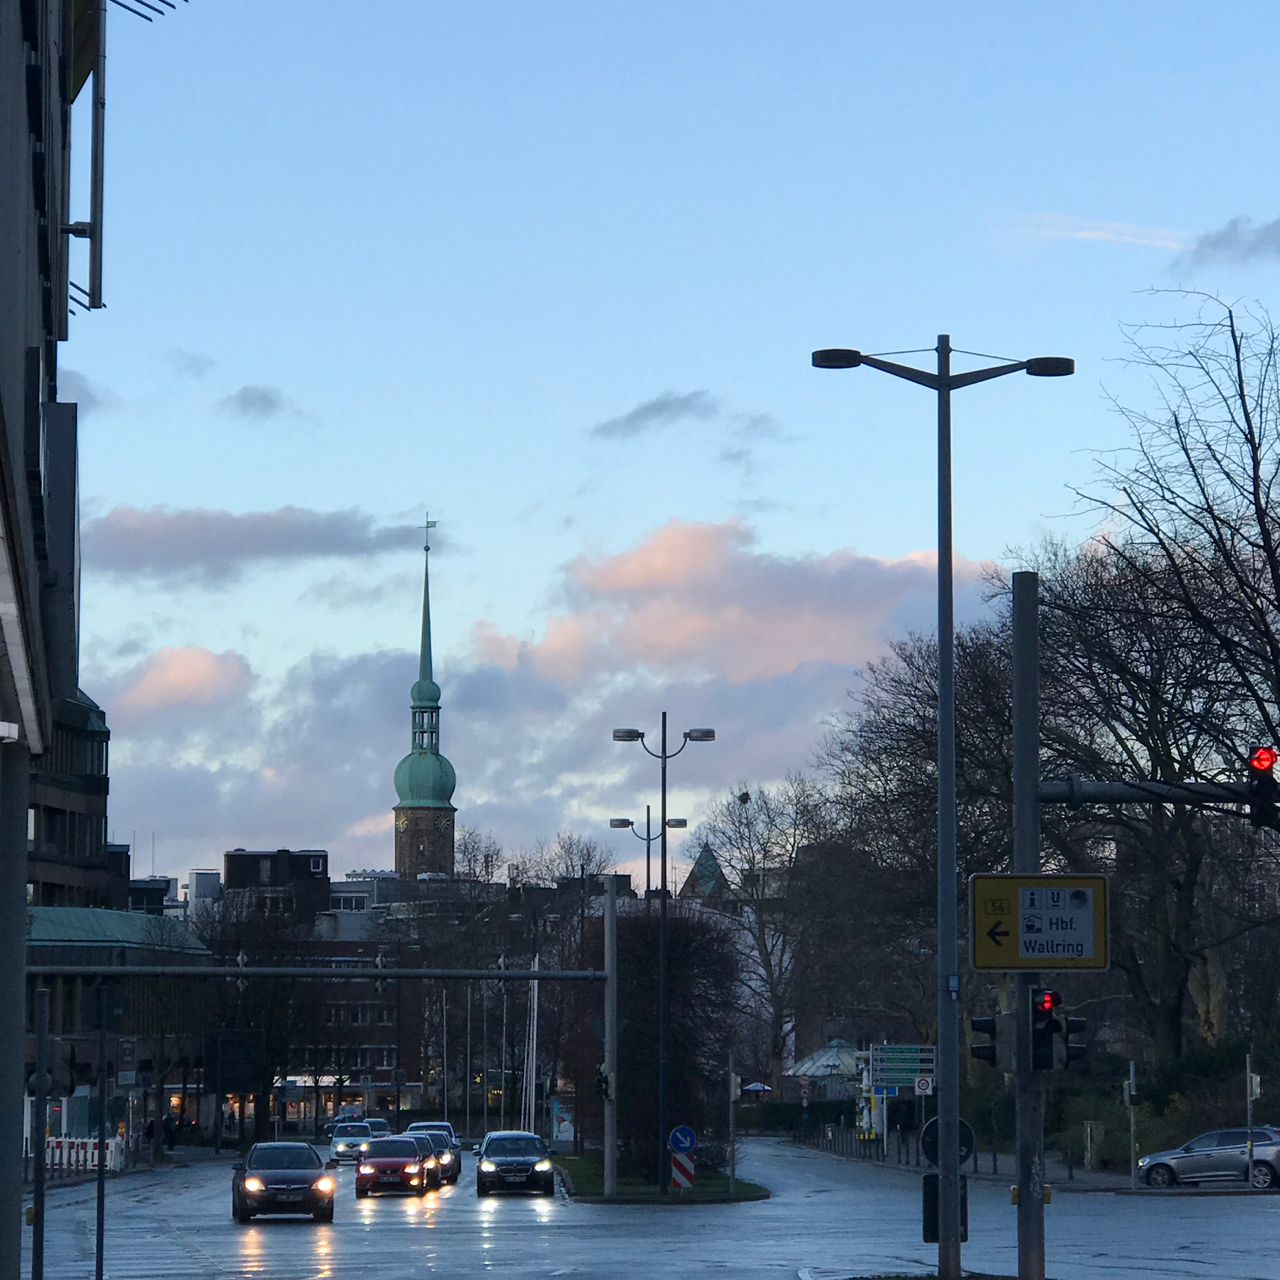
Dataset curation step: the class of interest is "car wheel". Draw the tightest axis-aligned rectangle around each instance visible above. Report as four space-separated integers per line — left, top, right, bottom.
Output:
1146 1164 1175 1189
313 1205 334 1222
355 1187 368 1200
235 1203 254 1224
477 1184 488 1197
1252 1162 1276 1190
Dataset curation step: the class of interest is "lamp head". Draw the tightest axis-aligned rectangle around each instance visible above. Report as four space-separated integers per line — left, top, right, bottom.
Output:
1024 357 1074 378
609 819 633 829
612 728 643 742
665 818 688 829
685 728 716 742
812 348 863 369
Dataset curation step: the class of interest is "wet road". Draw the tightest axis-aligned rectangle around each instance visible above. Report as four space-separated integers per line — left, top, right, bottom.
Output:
29 1137 1280 1279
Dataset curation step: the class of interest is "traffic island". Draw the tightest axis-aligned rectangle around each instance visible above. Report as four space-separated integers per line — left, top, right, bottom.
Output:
555 1153 768 1204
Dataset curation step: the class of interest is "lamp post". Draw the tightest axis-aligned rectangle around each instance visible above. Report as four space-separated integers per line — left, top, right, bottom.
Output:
812 336 1072 1280
610 806 661 899
613 714 715 1192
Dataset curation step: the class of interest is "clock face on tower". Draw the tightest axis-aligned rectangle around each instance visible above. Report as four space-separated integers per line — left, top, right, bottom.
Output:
396 813 409 832
434 812 451 830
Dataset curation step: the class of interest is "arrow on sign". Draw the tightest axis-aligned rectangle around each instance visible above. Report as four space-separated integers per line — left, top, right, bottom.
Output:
986 921 1010 946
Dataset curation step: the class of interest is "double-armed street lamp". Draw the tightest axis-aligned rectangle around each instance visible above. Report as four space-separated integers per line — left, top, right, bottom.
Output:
610 806 670 898
612 715 715 1192
812 336 1073 1280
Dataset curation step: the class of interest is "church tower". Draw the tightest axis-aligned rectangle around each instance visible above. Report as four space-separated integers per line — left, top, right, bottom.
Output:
393 517 457 879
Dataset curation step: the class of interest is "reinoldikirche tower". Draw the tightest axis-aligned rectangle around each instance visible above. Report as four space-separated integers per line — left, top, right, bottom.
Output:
393 517 456 879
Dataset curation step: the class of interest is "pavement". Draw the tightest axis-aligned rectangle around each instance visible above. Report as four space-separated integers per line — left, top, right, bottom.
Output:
26 1136 1280 1279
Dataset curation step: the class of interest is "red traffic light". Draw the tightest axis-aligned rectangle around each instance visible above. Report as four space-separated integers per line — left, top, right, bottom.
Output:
1034 990 1060 1014
1250 746 1278 772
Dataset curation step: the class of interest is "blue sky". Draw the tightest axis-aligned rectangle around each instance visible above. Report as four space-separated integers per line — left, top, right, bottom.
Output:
63 0 1280 884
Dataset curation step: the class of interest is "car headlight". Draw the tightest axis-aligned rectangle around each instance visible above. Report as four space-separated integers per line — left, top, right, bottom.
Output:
1137 1156 1149 1167
405 1164 420 1175
479 1159 497 1173
335 1143 348 1150
360 1143 369 1151
439 1152 452 1163
315 1176 334 1193
425 1157 437 1168
243 1177 265 1193
534 1159 553 1172
358 1164 375 1175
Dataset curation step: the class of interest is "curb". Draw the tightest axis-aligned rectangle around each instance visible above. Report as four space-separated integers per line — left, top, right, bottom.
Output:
555 1164 769 1204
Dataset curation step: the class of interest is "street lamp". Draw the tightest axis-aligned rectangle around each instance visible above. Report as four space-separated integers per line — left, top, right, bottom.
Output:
611 809 689 896
612 713 715 1192
812 335 1072 1280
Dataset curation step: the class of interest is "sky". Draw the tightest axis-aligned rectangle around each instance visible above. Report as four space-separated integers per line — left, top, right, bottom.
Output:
60 0 1280 888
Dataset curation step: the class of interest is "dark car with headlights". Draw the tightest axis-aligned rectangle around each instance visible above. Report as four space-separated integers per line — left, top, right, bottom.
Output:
330 1121 373 1162
232 1142 337 1223
475 1131 555 1196
355 1137 431 1198
406 1134 444 1189
1139 1127 1280 1189
415 1130 459 1184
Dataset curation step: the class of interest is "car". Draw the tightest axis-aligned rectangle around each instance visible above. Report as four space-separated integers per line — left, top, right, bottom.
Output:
1139 1127 1280 1189
355 1137 433 1198
475 1131 555 1197
410 1121 462 1160
421 1130 460 1184
405 1134 445 1189
231 1142 338 1223
366 1118 391 1139
330 1121 373 1162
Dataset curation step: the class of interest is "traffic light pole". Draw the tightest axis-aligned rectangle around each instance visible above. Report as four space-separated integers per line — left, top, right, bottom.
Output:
33 987 48 1280
1012 572 1045 1280
603 876 618 1198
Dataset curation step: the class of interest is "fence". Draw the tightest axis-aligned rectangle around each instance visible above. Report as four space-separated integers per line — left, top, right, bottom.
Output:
26 1137 124 1182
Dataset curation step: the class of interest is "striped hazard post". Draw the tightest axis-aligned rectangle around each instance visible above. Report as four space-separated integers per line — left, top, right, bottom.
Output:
671 1152 695 1189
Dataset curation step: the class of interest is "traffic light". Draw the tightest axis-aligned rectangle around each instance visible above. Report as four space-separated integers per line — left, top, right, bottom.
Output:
970 1013 1014 1071
1056 1015 1087 1070
1248 746 1279 829
596 1066 611 1101
1030 989 1061 1071
729 1071 742 1101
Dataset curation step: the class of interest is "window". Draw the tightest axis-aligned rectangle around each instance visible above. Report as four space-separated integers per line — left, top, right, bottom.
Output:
310 857 325 874
378 1006 393 1025
259 858 271 885
1186 1132 1221 1151
1218 1130 1249 1147
377 1048 395 1068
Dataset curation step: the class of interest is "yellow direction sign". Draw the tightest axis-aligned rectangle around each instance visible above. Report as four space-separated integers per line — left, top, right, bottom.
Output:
970 874 1109 971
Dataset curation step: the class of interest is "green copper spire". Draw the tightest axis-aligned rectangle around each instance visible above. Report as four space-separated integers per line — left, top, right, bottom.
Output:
394 515 456 808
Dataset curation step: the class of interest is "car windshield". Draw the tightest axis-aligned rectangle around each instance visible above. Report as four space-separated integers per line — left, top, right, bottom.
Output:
247 1146 322 1171
486 1137 547 1157
428 1134 450 1151
367 1139 419 1159
333 1125 371 1139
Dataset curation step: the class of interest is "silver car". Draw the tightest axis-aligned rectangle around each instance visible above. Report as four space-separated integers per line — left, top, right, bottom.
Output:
1139 1127 1280 1189
329 1121 373 1163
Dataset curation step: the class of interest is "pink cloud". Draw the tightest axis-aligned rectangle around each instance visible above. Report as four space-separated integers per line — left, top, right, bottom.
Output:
476 520 991 685
114 645 255 717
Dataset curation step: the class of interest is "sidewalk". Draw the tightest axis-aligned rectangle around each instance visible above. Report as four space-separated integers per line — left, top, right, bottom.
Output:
24 1144 240 1202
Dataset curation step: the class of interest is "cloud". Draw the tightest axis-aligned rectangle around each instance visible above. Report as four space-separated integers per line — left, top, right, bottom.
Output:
218 384 293 420
300 571 420 610
591 390 719 439
477 519 991 685
83 505 427 585
1015 213 1186 252
59 369 119 416
111 645 255 725
168 349 214 379
1183 216 1280 266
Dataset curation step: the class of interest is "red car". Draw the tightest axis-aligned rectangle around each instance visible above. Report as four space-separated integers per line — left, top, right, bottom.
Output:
355 1137 435 1198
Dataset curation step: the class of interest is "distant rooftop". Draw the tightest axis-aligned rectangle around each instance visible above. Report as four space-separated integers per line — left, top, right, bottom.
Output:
29 907 210 954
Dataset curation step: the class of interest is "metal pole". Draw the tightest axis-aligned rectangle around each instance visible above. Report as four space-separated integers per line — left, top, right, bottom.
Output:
89 0 106 307
1247 1051 1254 1188
1129 1061 1137 1191
500 981 507 1130
466 983 472 1141
603 877 618 1197
659 711 669 1194
33 988 49 1280
95 984 106 1280
442 989 448 1124
935 336 961 1280
729 1050 737 1198
645 805 652 899
1012 571 1045 1280
482 984 489 1137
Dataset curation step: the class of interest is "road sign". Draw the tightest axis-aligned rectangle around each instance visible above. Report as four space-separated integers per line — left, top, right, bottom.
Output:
871 1086 899 1097
669 1125 696 1153
871 1044 937 1087
970 874 1110 971
915 1076 934 1096
360 1073 372 1086
671 1152 695 1188
920 1116 976 1167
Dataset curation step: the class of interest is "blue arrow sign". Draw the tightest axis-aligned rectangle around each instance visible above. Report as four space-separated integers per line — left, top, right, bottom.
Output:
669 1125 696 1153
